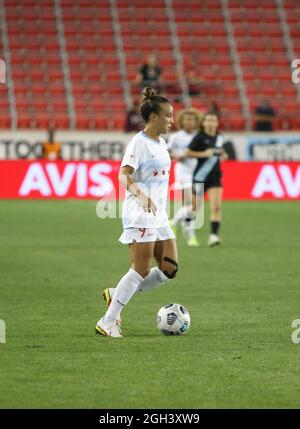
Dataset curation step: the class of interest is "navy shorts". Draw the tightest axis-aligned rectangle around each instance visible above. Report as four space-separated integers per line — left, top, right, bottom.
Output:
192 172 222 194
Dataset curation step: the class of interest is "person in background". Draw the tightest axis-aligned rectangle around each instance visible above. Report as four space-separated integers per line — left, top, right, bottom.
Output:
125 99 143 132
42 128 62 160
168 108 202 246
178 113 228 247
136 54 162 92
254 99 276 131
186 63 205 97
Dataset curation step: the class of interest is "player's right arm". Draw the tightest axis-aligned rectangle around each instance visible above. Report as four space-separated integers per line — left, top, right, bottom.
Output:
184 134 214 159
119 165 157 215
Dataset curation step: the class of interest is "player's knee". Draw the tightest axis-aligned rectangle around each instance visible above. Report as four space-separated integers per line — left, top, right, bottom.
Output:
160 256 178 279
213 205 221 215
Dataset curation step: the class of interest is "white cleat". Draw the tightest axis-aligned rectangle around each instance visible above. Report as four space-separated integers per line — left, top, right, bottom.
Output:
95 317 123 338
207 234 221 247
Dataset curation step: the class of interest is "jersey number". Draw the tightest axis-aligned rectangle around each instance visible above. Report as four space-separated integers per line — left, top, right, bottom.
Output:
138 228 146 238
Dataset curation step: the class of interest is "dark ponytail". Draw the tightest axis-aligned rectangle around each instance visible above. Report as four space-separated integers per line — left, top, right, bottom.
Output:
140 86 170 123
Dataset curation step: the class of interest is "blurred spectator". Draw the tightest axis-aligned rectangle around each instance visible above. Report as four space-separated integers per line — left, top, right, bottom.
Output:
136 54 162 92
42 129 62 160
254 99 276 131
186 63 205 96
125 99 143 132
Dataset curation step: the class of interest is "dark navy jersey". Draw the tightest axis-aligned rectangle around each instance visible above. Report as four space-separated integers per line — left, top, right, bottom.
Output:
188 131 222 178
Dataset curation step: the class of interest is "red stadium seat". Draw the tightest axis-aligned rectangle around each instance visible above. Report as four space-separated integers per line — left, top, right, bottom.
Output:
1 0 299 131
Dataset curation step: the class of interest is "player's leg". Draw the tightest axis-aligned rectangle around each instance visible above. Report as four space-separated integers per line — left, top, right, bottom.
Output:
170 188 191 229
171 168 196 235
207 186 222 246
170 183 203 246
191 183 204 213
102 239 154 312
138 238 178 292
96 241 154 337
106 240 154 314
170 167 189 230
171 184 199 237
181 186 199 246
156 238 178 278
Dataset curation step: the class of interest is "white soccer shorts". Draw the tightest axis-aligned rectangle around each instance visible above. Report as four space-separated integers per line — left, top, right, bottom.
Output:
119 226 175 244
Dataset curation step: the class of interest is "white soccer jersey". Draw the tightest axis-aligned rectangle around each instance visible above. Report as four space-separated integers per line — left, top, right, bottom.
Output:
167 130 197 189
167 130 197 172
120 131 171 229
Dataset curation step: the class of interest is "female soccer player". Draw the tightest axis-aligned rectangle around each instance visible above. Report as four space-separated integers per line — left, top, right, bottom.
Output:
182 112 227 246
168 108 202 246
95 87 178 338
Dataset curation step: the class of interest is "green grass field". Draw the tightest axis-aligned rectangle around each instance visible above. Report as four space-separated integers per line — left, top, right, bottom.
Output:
0 199 299 409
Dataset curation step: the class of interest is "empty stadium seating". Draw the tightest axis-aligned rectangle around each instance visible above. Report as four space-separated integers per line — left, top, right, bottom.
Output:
173 0 244 130
0 0 299 130
228 0 299 130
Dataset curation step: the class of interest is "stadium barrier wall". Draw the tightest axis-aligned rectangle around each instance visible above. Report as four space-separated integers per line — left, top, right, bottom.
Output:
0 160 299 200
247 134 300 160
1 130 299 161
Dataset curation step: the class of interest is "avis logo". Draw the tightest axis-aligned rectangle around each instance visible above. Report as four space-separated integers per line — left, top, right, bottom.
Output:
19 162 114 197
291 59 300 84
0 59 5 84
252 164 300 198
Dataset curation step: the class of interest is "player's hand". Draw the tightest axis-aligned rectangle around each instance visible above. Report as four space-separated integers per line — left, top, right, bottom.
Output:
206 149 215 157
138 193 157 215
213 148 224 156
220 151 228 161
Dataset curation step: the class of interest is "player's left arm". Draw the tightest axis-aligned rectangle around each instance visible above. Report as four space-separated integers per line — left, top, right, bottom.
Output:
166 135 178 160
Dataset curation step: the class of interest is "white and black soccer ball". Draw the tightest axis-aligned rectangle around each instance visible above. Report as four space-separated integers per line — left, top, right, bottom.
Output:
156 303 191 336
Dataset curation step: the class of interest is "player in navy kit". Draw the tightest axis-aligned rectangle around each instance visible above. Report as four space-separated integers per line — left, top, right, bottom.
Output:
95 87 178 337
182 112 228 246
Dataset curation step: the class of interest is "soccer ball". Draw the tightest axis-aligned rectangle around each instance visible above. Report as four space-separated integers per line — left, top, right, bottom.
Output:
156 303 191 336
